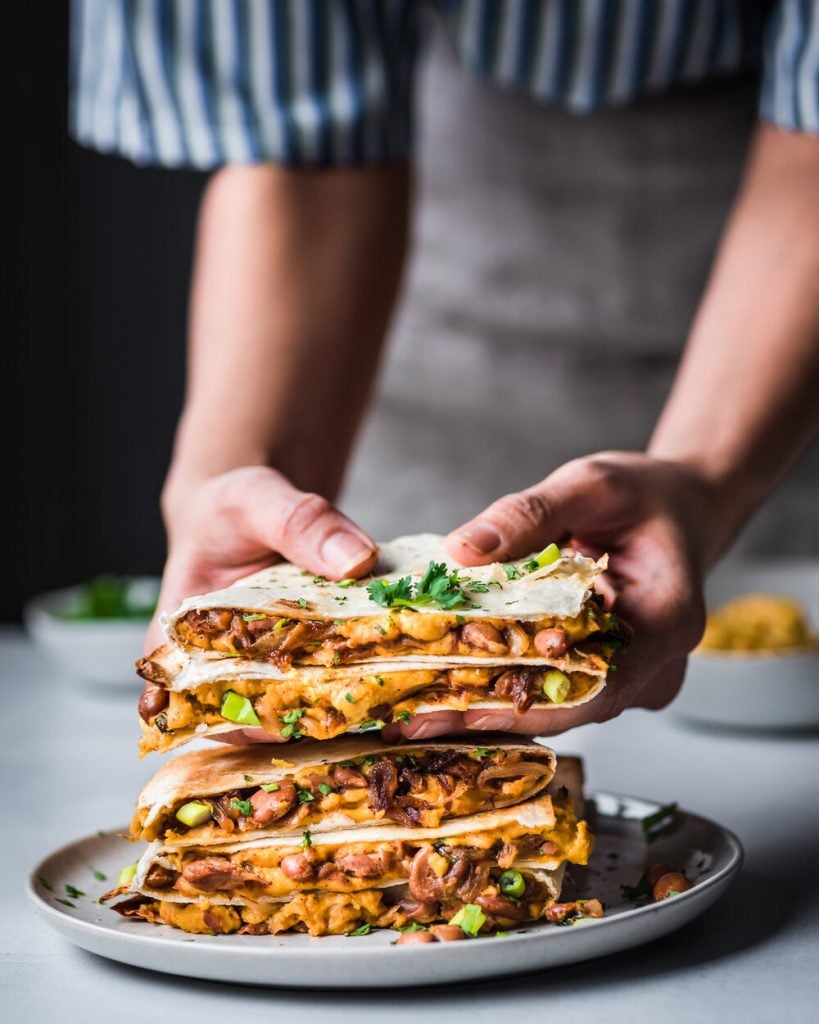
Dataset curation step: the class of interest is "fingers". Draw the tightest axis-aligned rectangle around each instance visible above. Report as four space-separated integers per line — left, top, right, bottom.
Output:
394 710 471 741
446 454 637 565
221 467 378 580
211 727 286 745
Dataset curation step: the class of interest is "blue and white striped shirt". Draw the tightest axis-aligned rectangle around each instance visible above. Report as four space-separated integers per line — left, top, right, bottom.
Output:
71 1 819 168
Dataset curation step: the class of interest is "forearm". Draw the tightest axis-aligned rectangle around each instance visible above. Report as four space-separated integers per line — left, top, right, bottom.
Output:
650 124 819 559
164 163 411 521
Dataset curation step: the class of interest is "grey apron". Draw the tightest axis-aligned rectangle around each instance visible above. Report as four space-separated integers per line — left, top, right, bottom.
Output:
343 25 818 554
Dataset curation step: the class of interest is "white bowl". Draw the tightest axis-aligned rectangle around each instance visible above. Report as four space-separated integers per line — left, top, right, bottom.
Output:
673 559 819 730
24 580 158 686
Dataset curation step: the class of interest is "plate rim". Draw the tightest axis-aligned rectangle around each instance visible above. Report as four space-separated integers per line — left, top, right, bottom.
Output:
26 790 744 961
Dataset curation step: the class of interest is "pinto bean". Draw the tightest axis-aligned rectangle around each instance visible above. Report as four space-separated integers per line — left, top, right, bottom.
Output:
475 894 530 920
335 849 394 879
652 872 692 901
534 627 569 658
333 765 367 788
504 624 531 657
397 898 438 921
280 852 317 882
181 857 261 892
396 930 434 945
250 781 298 825
643 863 675 888
461 621 508 655
138 683 169 723
144 864 177 889
430 925 466 942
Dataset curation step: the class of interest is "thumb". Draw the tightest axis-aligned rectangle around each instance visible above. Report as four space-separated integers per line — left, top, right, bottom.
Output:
446 456 635 564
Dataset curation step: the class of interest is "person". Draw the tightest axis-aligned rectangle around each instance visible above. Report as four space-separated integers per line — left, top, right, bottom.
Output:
71 1 819 740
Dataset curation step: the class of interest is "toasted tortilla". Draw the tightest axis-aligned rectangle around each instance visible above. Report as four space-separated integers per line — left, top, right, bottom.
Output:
133 736 557 843
131 791 589 905
163 533 606 635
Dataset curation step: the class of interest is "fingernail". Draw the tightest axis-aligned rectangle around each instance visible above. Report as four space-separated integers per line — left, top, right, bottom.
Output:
454 524 501 555
320 531 375 576
467 713 513 730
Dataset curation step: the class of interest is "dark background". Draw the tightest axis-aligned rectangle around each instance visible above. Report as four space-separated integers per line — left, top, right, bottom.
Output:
2 5 206 620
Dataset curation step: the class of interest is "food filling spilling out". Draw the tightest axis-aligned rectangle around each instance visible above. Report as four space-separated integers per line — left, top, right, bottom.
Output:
137 664 603 754
133 747 556 842
170 605 622 668
108 798 591 936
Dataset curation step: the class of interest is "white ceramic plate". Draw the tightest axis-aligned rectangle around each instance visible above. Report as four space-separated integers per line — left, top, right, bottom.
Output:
675 559 819 730
27 792 742 989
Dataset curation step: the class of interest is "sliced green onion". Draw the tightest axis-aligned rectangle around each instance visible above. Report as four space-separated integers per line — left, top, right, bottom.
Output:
542 669 571 704
242 613 267 622
318 782 333 796
220 691 261 727
118 863 138 887
529 543 561 570
261 783 280 793
175 800 213 827
498 870 526 898
448 903 486 937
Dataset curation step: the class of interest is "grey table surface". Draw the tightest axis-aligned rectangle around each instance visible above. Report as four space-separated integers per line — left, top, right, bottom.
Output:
2 626 817 1023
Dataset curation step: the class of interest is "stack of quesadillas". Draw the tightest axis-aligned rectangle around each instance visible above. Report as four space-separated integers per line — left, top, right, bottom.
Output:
136 534 626 755
107 535 623 937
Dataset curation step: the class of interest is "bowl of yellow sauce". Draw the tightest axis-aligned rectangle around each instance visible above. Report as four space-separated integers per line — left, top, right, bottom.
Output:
672 560 819 730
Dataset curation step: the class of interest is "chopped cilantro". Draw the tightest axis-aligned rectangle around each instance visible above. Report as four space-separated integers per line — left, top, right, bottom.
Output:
641 802 678 840
394 710 411 724
231 799 253 816
338 760 357 768
55 898 75 909
375 675 385 686
280 724 303 740
396 922 427 933
65 884 85 899
300 830 312 848
312 575 327 584
502 564 521 580
243 774 254 783
348 923 372 936
242 612 267 622
91 869 106 882
362 754 381 766
318 782 333 796
367 562 473 611
37 876 53 892
296 786 315 804
345 693 356 703
297 597 308 609
333 652 341 665
280 708 306 725
620 879 651 902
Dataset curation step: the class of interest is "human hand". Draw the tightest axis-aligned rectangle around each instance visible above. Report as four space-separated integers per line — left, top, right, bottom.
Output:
387 452 713 741
147 465 377 653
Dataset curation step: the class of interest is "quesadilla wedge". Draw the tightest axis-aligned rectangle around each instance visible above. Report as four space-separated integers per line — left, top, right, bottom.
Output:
137 649 607 755
157 534 627 670
105 791 591 936
131 737 557 843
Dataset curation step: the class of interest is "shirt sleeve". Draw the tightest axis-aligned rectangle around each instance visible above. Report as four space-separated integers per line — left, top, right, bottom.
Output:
69 0 420 169
759 0 819 132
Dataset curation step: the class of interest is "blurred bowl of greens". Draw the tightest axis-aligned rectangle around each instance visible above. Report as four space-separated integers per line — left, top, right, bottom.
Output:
24 576 159 685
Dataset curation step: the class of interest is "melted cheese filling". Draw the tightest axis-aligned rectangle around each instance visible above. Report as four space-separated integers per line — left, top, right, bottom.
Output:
174 606 614 665
139 666 601 755
153 806 590 902
133 748 554 843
